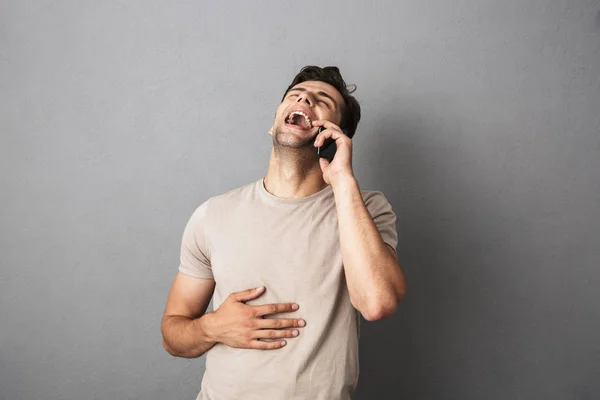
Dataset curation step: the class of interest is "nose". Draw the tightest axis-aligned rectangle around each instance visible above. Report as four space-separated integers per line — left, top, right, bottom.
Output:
296 92 313 106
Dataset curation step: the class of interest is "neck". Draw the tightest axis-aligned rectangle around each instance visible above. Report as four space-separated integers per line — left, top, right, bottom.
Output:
263 147 328 199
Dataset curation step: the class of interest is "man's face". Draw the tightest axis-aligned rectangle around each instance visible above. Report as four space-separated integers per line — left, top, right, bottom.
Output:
270 80 345 149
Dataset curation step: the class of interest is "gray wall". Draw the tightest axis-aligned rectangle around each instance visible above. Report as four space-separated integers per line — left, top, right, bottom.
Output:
1 1 599 399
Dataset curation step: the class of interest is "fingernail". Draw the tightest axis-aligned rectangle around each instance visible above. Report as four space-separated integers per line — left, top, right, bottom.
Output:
298 320 306 327
256 286 264 291
293 330 299 336
280 341 287 346
292 304 299 310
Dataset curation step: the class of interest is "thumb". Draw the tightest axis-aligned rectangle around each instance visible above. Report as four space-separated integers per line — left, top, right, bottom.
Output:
319 157 330 170
234 286 265 302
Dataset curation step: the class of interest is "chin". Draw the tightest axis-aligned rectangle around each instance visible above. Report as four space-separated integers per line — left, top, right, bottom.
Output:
273 135 316 151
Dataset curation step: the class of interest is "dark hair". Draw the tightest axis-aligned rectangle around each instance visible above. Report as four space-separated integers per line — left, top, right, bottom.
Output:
281 66 361 138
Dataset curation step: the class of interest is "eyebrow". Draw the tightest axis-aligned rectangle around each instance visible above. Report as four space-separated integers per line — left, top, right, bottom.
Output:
288 87 337 106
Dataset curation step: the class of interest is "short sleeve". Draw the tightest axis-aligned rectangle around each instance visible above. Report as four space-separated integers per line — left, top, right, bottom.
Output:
363 191 398 252
178 200 214 279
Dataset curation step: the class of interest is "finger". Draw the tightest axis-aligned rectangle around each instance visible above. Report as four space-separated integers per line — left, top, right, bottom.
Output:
312 119 341 131
254 329 299 340
248 339 287 350
319 157 330 170
232 286 265 302
313 127 349 147
254 302 299 317
256 318 306 329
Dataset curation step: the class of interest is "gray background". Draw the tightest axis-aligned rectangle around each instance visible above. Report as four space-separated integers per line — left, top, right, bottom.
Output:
1 0 599 399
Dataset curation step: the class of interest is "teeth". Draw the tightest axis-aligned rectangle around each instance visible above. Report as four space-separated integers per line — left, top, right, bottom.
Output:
286 111 312 127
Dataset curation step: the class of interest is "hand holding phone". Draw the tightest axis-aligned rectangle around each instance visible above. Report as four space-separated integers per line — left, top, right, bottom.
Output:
316 126 349 162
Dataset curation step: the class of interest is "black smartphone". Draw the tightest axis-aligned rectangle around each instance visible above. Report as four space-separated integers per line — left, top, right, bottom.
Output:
316 126 349 162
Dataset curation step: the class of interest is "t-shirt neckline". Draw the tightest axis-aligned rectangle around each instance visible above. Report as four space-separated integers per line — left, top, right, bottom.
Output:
257 177 333 205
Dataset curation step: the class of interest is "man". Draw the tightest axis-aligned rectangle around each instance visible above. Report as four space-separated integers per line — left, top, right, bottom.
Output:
161 66 407 400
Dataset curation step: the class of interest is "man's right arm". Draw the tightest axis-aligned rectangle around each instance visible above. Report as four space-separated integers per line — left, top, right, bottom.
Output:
161 272 305 358
161 272 216 358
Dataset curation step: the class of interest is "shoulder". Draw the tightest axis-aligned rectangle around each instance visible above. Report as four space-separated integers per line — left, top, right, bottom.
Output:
210 180 257 205
189 180 258 219
360 189 395 217
360 189 391 206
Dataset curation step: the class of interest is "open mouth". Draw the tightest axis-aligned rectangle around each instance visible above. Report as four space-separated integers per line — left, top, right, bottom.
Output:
285 110 312 130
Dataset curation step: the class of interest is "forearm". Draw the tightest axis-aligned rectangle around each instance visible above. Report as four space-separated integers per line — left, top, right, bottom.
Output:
333 175 406 320
161 313 217 358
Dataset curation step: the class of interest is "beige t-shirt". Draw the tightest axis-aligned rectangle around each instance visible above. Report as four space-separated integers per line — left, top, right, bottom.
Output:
179 178 398 400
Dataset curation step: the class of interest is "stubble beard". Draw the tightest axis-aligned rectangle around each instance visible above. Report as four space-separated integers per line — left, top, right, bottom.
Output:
271 125 320 161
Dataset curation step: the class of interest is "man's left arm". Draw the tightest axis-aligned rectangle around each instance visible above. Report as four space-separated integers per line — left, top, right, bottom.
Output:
313 120 407 321
333 175 407 321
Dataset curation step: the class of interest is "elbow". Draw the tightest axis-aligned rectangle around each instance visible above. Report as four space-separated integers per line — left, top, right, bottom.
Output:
360 296 399 322
360 286 407 322
396 282 407 302
162 338 176 356
161 322 173 355
161 323 183 357
162 337 193 358
361 303 396 321
162 336 179 357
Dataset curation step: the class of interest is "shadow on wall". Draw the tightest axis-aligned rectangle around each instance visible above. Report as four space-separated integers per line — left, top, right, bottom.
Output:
352 112 517 400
